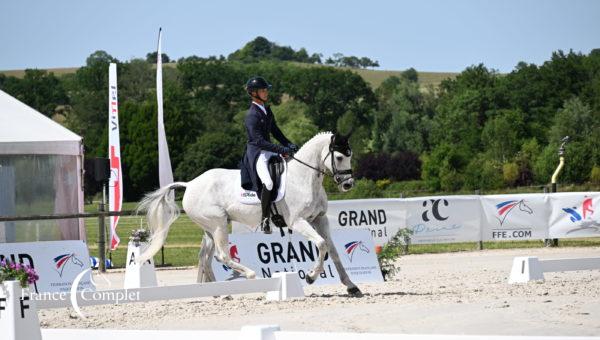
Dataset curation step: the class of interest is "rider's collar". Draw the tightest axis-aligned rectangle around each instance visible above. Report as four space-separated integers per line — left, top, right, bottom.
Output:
252 102 267 115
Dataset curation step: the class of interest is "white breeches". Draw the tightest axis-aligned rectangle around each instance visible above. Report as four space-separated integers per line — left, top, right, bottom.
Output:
256 151 278 190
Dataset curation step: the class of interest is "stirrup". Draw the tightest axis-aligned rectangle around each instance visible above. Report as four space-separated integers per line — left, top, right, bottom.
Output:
260 218 272 234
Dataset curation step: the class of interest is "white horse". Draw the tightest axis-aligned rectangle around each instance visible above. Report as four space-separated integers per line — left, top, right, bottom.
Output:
136 132 363 296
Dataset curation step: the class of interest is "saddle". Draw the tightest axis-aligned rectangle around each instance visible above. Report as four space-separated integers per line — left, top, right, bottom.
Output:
239 155 287 205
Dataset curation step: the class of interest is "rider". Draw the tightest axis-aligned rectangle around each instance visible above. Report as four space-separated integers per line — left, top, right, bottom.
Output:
239 76 299 234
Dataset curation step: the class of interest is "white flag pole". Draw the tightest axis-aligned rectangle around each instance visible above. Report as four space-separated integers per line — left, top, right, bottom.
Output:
157 28 174 195
108 63 122 251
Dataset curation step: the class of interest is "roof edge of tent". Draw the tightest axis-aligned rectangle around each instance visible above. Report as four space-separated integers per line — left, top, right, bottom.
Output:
0 140 82 156
0 89 83 141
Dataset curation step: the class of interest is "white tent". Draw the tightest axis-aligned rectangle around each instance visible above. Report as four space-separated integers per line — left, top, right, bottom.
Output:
0 89 84 243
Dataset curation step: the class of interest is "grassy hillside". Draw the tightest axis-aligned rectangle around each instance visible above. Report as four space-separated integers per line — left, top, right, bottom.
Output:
0 64 456 89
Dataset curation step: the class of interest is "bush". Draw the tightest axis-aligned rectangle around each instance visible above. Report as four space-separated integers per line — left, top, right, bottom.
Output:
341 179 382 199
503 162 519 186
590 165 600 184
355 151 421 181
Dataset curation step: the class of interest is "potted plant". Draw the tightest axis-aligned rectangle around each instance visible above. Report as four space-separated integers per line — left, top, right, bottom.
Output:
129 228 151 247
0 259 39 288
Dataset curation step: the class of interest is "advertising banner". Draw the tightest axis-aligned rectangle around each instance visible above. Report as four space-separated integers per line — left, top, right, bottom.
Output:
480 194 550 241
326 199 406 247
548 192 600 238
0 240 93 293
212 229 383 285
108 63 122 250
402 196 481 244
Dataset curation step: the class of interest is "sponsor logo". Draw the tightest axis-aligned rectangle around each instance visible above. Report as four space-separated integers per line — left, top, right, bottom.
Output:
563 197 600 234
422 199 449 221
220 243 243 280
495 199 533 226
241 192 256 198
344 241 369 262
53 253 84 277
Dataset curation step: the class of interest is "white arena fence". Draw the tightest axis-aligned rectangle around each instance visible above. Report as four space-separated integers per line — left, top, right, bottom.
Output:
316 192 600 247
39 327 600 340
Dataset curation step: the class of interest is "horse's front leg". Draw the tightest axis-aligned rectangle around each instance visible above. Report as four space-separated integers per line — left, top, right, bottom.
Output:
313 215 363 297
290 218 327 284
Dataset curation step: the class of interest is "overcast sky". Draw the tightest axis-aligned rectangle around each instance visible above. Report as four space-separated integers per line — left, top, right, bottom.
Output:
1 0 599 72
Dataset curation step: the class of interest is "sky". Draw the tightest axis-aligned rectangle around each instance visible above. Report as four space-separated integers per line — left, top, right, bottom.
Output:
1 0 599 73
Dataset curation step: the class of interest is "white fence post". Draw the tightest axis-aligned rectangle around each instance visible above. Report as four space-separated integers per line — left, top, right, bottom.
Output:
0 280 42 340
124 241 158 289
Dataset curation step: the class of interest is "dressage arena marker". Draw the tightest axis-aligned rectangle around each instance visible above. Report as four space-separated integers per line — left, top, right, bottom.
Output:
123 241 158 289
508 256 600 283
1 272 303 340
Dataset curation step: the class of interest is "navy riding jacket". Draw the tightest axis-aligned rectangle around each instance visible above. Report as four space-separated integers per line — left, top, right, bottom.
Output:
240 103 291 192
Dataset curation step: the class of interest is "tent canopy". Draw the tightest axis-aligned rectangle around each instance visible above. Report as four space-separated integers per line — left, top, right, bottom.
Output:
0 90 82 155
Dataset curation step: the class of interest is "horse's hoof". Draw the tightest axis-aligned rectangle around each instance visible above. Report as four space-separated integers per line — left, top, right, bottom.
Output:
347 286 363 298
306 275 315 285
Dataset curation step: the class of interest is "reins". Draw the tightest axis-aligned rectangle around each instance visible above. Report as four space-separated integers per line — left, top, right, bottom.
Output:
288 135 353 185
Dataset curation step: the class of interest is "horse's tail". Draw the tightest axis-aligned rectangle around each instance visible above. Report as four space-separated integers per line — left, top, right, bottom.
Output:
136 182 188 264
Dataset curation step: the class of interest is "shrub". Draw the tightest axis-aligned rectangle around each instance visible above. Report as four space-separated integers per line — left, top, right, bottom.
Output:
591 165 600 184
356 151 421 181
503 162 519 186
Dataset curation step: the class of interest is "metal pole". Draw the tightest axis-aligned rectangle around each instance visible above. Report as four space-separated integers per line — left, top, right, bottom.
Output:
98 201 106 273
547 136 569 248
475 190 483 250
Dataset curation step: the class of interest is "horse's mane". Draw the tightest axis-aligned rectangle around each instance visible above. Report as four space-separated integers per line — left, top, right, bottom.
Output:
301 131 333 149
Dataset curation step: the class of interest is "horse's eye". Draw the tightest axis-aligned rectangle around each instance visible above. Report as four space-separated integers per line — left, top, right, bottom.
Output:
336 156 343 162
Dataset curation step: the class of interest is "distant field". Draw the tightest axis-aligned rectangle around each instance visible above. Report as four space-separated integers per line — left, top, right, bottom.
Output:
352 68 457 89
0 63 456 89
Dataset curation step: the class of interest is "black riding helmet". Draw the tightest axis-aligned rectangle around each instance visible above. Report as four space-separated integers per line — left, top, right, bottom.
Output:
245 76 272 95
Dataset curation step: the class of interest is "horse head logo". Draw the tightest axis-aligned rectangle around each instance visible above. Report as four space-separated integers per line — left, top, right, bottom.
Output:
344 241 369 262
495 199 533 226
53 253 84 277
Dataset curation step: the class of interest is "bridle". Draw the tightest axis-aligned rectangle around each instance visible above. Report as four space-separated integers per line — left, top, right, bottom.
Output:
290 135 354 186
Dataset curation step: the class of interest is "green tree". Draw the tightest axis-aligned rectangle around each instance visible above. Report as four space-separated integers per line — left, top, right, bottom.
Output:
175 130 243 181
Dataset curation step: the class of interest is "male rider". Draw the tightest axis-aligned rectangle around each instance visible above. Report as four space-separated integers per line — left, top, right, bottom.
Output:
239 77 298 234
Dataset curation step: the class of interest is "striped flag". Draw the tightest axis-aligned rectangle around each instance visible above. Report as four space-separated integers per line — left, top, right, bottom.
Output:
156 28 174 193
108 63 122 250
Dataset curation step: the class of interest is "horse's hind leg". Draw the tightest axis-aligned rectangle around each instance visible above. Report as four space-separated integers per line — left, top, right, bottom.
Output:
313 215 362 297
212 224 256 279
197 232 216 283
290 218 327 284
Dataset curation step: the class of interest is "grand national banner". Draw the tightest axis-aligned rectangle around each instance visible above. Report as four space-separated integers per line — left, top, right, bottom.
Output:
212 229 383 285
326 198 406 247
108 63 122 250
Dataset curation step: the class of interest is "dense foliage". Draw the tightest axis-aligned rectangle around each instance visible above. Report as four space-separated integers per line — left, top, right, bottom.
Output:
1 39 599 200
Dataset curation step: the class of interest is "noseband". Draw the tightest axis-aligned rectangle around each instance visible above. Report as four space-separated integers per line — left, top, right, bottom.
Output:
290 135 354 185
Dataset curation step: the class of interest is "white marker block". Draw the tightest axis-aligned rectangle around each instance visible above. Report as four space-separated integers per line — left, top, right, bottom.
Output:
508 256 545 284
124 241 158 289
266 272 304 301
0 280 42 340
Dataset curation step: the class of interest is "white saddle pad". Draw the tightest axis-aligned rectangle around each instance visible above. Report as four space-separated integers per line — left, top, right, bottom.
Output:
239 157 287 205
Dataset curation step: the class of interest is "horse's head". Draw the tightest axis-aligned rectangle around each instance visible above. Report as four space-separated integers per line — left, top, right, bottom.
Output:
71 254 84 267
518 200 533 214
323 132 354 192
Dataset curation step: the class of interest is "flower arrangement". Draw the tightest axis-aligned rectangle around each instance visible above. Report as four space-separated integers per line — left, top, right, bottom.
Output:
0 260 39 288
129 228 151 246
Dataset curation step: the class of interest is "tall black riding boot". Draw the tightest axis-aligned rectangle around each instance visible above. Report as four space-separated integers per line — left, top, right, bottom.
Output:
260 184 273 234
